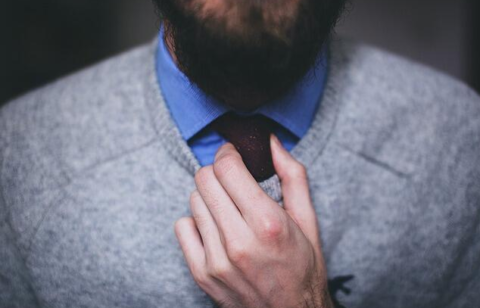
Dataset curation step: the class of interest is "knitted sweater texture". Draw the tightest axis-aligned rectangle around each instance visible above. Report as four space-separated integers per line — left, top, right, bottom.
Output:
1 38 480 308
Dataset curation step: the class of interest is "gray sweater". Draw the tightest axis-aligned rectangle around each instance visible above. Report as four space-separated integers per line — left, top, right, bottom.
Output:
1 37 479 308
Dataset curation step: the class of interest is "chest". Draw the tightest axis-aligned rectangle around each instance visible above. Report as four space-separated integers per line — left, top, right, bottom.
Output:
24 147 444 308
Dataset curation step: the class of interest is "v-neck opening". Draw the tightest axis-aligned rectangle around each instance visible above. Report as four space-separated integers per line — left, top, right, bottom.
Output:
143 37 347 201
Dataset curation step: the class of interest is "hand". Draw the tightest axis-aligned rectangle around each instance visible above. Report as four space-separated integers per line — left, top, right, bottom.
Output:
175 135 333 308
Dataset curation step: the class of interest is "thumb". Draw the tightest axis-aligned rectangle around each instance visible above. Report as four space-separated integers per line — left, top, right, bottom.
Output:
270 134 321 246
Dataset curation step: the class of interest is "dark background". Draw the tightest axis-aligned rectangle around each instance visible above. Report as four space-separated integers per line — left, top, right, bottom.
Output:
1 0 479 106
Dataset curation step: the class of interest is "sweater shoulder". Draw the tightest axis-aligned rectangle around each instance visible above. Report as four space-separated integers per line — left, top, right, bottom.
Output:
333 38 480 118
0 41 158 188
329 38 480 177
0 41 160 256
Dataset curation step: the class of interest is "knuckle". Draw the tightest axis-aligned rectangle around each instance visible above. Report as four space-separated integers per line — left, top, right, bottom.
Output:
213 153 242 179
193 269 210 288
258 217 285 241
191 211 208 229
209 197 225 214
226 241 249 265
189 190 202 205
290 162 307 180
189 202 209 228
208 261 232 281
194 166 214 186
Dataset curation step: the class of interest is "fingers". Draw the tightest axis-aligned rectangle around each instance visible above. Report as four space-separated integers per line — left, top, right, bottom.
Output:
189 190 229 264
194 166 250 244
174 217 207 281
174 216 232 299
212 143 279 224
270 134 321 246
187 191 251 292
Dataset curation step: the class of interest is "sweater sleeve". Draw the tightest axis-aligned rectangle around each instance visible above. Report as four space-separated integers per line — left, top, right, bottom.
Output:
442 165 480 308
0 204 40 307
0 112 40 308
439 93 480 308
447 176 480 308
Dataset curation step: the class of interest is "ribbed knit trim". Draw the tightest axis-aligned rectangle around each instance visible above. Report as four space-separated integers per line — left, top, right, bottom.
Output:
143 37 348 203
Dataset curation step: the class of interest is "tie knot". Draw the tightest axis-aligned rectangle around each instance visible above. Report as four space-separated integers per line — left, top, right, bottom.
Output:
211 112 276 182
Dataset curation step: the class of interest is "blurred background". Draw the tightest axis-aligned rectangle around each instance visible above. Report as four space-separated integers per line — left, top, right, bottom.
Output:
0 0 479 106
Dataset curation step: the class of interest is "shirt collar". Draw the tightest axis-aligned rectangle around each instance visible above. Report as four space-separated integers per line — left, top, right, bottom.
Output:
156 26 328 140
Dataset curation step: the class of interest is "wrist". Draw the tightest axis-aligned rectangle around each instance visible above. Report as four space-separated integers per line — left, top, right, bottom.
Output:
297 282 334 308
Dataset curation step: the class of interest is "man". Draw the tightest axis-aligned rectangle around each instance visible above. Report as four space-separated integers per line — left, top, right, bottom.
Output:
1 0 479 307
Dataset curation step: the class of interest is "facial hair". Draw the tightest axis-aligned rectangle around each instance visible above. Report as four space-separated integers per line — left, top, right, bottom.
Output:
154 0 348 110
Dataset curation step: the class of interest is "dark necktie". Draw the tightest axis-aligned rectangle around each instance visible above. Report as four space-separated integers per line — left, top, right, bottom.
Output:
211 112 276 182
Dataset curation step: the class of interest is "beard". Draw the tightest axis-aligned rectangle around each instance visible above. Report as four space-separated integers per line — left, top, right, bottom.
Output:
153 0 348 111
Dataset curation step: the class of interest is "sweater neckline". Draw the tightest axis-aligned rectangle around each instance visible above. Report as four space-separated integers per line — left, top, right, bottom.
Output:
143 37 347 202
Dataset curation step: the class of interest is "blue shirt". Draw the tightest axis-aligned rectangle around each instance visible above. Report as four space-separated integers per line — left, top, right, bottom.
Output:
156 27 328 166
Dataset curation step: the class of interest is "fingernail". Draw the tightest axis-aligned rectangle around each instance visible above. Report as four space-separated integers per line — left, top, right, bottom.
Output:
270 134 283 149
215 142 234 161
